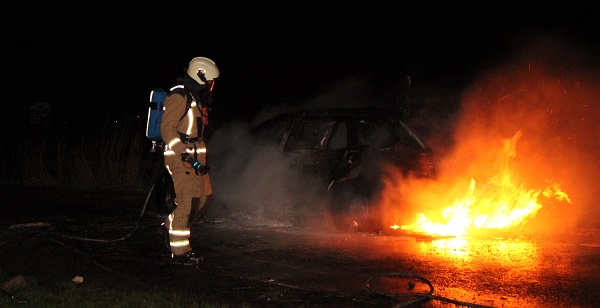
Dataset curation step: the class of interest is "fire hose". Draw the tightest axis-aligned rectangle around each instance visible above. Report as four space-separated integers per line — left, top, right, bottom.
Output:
366 272 494 308
50 181 156 243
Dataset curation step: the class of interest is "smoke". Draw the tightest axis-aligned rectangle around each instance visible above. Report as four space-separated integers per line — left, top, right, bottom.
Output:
207 76 396 227
251 76 398 128
205 121 318 225
383 35 600 232
207 35 600 232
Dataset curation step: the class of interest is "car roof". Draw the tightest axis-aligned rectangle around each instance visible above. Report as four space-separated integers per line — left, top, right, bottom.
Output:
257 106 407 123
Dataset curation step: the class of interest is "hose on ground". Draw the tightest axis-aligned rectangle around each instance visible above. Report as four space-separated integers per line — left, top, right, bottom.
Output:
366 272 494 308
51 182 157 243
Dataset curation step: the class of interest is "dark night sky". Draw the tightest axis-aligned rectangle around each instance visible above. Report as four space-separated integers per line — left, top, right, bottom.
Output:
6 1 599 131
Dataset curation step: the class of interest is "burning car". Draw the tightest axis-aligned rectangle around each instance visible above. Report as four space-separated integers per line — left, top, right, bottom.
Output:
250 106 436 232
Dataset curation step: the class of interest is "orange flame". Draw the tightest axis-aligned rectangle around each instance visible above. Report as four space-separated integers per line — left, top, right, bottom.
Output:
394 131 571 237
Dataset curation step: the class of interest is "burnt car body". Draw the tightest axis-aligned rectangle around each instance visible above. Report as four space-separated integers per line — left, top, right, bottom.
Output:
250 106 436 232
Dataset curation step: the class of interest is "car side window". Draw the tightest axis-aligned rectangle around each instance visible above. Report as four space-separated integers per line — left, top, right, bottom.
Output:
287 120 335 150
356 119 396 148
327 121 347 150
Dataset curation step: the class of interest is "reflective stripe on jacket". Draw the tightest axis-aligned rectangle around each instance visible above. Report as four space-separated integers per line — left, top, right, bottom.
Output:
160 86 203 155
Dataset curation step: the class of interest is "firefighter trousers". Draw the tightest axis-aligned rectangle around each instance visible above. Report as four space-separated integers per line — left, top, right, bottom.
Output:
163 143 212 256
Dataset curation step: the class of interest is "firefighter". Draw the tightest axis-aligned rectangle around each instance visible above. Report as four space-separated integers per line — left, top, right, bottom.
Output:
160 56 219 265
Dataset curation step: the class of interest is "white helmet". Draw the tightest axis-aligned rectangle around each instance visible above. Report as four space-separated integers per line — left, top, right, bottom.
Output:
187 57 220 85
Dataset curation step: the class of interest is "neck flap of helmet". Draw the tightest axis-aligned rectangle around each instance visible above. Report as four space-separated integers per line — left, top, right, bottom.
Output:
175 75 213 108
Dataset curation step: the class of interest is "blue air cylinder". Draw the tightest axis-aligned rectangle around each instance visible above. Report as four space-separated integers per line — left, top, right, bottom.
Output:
146 88 168 142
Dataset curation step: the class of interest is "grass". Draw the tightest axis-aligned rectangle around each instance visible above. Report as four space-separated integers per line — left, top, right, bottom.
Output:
1 114 163 192
2 279 230 308
0 115 202 307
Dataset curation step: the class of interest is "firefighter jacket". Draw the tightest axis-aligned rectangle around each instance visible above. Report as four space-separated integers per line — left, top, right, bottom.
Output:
160 85 206 154
160 84 211 256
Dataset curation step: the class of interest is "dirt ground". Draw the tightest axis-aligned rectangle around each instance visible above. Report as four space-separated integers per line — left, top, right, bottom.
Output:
2 183 600 307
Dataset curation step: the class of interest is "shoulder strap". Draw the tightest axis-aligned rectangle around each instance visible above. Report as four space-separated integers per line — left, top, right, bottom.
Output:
169 87 193 122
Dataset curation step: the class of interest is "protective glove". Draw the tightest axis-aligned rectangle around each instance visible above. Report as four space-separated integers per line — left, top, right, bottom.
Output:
181 153 210 175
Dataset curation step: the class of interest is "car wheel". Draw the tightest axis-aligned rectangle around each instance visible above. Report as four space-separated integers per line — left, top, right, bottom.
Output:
326 180 380 233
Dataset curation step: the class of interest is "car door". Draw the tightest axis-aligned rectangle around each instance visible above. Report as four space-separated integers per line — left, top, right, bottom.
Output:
327 119 362 182
283 116 343 180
